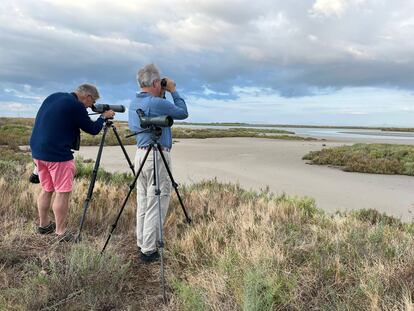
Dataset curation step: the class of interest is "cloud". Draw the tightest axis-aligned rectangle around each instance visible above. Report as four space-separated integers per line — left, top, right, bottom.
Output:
311 0 347 17
310 0 370 18
1 0 414 124
4 102 29 111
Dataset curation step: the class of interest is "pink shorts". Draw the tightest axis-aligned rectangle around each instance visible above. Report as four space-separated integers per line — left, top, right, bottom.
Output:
34 159 76 193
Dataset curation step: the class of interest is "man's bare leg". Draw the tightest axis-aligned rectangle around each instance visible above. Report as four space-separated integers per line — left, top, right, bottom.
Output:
38 190 53 227
53 192 71 235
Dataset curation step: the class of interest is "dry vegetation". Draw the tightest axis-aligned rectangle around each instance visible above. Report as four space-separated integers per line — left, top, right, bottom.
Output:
1 144 414 310
303 143 414 176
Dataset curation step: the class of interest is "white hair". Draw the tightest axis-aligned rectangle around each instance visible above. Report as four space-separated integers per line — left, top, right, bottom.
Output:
75 83 100 100
137 63 161 88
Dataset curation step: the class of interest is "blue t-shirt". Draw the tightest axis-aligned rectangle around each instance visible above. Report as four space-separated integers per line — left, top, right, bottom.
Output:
128 91 188 149
30 92 104 162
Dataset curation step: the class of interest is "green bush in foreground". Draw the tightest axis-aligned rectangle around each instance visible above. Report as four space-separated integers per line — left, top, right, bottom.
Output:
303 143 414 176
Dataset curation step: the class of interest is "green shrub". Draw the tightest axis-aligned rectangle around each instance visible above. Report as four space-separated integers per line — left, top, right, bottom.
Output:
303 144 414 176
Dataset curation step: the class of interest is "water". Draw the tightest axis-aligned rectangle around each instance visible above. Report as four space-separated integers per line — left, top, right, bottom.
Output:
282 127 414 141
175 124 414 142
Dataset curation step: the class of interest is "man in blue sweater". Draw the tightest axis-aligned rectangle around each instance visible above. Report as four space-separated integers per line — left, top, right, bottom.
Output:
129 64 188 263
30 84 115 241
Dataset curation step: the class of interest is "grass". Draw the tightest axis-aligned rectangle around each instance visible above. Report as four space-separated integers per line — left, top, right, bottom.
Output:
1 244 130 310
74 156 133 185
0 118 34 147
0 145 413 310
303 143 414 176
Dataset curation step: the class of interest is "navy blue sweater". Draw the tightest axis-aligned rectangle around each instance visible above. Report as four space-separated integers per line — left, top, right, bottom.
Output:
30 92 104 162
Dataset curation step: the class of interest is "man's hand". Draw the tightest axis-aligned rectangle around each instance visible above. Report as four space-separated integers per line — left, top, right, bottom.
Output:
101 109 115 119
164 77 176 93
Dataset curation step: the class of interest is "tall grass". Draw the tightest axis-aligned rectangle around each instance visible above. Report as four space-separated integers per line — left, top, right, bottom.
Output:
166 181 414 310
303 143 414 176
1 244 130 310
1 146 413 310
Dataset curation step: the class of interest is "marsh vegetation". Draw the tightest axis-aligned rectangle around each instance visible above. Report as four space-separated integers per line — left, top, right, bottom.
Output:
0 145 413 310
303 143 414 176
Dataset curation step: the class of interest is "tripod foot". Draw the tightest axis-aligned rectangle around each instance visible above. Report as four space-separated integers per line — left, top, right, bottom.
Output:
74 234 82 243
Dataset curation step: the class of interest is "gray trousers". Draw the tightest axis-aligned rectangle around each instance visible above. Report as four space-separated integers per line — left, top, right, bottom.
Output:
134 148 172 254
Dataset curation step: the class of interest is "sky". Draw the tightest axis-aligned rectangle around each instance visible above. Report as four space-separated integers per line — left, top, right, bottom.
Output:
1 0 414 126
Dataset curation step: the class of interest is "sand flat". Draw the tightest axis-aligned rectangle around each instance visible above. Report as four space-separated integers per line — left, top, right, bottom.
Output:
76 137 414 221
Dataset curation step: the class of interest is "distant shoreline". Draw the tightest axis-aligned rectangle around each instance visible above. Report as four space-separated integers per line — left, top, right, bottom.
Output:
176 121 414 132
2 117 414 132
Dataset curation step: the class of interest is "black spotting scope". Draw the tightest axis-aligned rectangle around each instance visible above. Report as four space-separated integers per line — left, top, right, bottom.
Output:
92 104 126 113
137 109 173 128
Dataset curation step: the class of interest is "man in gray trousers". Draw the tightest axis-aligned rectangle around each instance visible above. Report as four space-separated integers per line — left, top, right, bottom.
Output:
128 64 188 263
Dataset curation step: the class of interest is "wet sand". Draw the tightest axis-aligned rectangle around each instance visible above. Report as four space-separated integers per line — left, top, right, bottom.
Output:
76 137 414 221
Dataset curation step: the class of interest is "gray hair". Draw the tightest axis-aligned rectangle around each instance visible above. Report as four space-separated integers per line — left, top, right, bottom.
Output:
137 64 161 88
75 83 100 100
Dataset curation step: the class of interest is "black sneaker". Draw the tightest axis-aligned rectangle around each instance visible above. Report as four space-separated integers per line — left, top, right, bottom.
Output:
140 251 159 264
56 231 74 243
37 222 56 235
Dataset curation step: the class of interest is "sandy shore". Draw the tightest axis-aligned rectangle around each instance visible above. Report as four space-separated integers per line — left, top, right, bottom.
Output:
77 137 414 221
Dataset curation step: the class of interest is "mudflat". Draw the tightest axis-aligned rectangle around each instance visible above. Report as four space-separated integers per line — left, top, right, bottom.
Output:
77 137 414 221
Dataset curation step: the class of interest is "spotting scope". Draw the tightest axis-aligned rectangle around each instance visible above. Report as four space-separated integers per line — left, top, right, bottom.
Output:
92 104 126 113
137 109 173 128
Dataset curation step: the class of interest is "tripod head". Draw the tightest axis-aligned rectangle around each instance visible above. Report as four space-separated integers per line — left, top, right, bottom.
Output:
148 125 163 141
125 124 162 141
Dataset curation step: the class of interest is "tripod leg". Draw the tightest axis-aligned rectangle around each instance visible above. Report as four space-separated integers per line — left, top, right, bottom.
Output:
157 147 191 224
101 146 152 254
153 145 167 303
111 125 135 175
75 123 109 243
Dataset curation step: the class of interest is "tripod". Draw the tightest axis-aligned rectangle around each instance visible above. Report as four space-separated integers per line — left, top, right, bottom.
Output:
75 119 135 243
101 125 191 303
